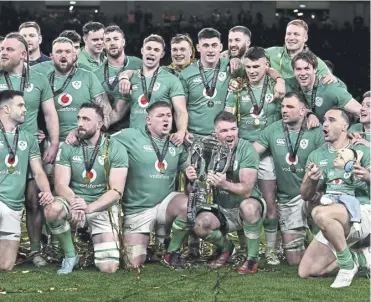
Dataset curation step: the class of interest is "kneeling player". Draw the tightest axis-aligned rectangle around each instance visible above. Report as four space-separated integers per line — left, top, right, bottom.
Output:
44 103 128 274
112 101 190 269
187 112 266 273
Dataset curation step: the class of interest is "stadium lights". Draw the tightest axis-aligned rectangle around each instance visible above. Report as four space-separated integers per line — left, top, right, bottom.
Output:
276 13 279 17
311 14 315 19
69 5 74 11
69 1 76 4
95 9 98 13
297 12 304 16
299 4 306 8
293 9 299 13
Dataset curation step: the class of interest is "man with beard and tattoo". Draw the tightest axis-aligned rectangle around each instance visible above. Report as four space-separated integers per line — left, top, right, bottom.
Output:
253 92 325 266
119 34 188 146
221 26 251 60
225 47 283 265
44 103 128 274
37 37 111 146
94 25 142 134
0 32 59 266
19 21 50 66
77 22 106 72
348 91 370 147
112 101 190 269
286 51 361 124
0 90 54 271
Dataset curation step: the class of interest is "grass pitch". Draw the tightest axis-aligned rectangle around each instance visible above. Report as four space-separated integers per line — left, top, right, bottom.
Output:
0 261 369 302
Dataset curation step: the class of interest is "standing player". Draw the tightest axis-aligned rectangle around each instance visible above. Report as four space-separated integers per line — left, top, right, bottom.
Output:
299 108 370 288
187 112 266 273
253 92 324 265
120 34 187 145
112 102 190 269
225 46 282 265
44 103 128 274
94 25 142 134
0 32 59 266
287 51 361 123
221 26 251 60
19 21 50 66
165 34 195 76
77 22 106 71
0 90 53 271
349 91 370 146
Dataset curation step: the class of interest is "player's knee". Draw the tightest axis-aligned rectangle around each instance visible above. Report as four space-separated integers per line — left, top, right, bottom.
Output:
0 260 15 271
194 214 212 238
44 202 64 222
298 264 310 279
96 262 119 273
311 207 328 228
282 230 306 263
124 244 147 265
240 199 262 223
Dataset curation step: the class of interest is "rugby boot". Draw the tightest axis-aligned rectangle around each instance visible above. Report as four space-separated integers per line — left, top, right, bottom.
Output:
163 251 185 270
330 262 358 288
57 254 80 275
236 259 259 274
208 242 235 269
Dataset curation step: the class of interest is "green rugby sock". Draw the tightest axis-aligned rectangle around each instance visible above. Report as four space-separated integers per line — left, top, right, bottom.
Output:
205 230 232 252
336 247 354 270
167 218 189 253
48 220 76 258
244 218 263 260
351 250 367 268
263 218 278 249
30 242 41 253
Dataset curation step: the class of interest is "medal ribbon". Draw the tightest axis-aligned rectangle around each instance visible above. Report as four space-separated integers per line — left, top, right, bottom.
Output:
283 119 307 162
4 66 27 92
0 120 19 164
140 66 160 103
104 56 128 91
145 126 169 170
198 60 221 97
49 67 77 97
81 133 103 177
247 75 269 115
300 76 319 113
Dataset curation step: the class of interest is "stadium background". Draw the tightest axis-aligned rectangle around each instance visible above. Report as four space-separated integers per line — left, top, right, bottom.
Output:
0 1 369 99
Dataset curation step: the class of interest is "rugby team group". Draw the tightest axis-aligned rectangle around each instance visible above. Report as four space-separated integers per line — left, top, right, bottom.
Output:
0 17 369 290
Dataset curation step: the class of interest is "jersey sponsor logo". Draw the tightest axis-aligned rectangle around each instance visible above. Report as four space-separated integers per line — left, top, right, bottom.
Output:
138 94 149 108
319 159 328 166
192 77 202 84
25 83 34 93
202 88 217 99
155 159 168 173
143 145 154 151
5 154 19 168
72 155 83 162
72 81 82 90
265 93 274 102
276 139 285 146
332 178 343 185
18 141 27 151
168 147 176 156
300 139 308 149
82 169 97 182
218 72 227 82
285 152 298 165
315 97 323 107
153 82 161 92
58 93 73 107
98 155 105 166
0 84 7 90
132 84 139 91
233 160 238 171
56 148 62 161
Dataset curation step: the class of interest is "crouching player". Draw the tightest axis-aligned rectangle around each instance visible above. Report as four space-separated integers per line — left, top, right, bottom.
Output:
43 103 128 274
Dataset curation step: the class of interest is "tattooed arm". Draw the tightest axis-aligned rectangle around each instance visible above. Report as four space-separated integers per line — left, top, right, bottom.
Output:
92 92 112 129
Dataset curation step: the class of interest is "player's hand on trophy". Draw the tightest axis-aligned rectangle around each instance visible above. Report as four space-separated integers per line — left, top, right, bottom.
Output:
207 171 227 188
185 165 198 181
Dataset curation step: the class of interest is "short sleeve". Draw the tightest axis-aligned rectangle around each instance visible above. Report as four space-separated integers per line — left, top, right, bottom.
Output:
39 73 53 102
169 77 185 98
178 73 189 95
56 143 71 167
110 140 129 168
28 134 41 160
240 144 260 170
225 91 237 109
89 72 106 98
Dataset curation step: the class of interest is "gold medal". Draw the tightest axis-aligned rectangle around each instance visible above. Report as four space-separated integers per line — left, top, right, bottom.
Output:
8 166 15 174
83 176 90 184
160 167 166 174
253 118 260 126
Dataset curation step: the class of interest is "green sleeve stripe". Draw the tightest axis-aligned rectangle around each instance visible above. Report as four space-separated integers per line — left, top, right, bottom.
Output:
95 248 119 253
29 155 41 160
55 163 71 168
95 257 119 261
